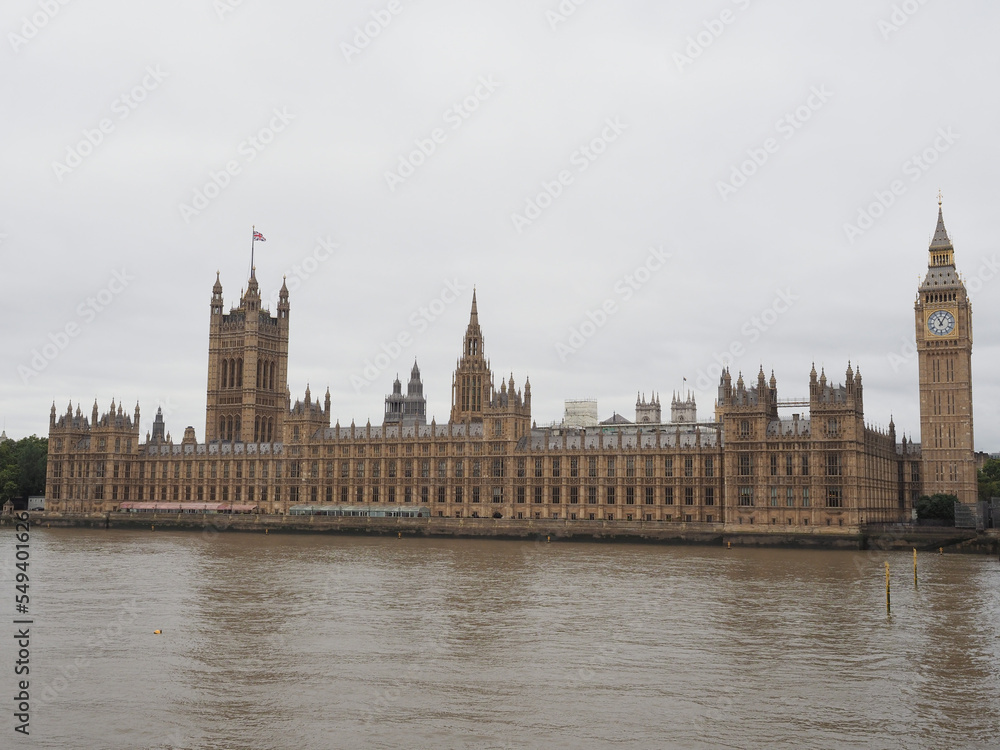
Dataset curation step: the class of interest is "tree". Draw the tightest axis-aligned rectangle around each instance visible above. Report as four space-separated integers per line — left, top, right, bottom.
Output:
16 436 47 497
914 493 958 523
0 469 18 504
979 458 1000 502
0 436 48 502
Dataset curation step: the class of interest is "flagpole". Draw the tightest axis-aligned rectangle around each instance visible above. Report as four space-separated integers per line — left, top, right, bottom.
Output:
251 224 255 274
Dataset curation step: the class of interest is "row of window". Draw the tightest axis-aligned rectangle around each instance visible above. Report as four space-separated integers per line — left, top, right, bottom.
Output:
53 455 728 482
930 423 961 448
737 453 843 477
925 291 957 303
932 461 962 483
737 418 843 438
56 438 492 457
737 486 842 508
64 483 723 507
52 490 720 524
528 456 716 478
930 392 959 419
79 437 133 453
489 512 715 523
217 357 279 391
930 357 957 385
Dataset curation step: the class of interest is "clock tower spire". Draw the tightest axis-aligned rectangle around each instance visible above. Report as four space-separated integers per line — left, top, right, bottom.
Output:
914 198 976 504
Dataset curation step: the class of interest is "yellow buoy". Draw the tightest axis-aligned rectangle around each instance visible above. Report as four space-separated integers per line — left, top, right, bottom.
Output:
727 541 732 549
151 525 154 531
153 630 161 635
265 529 268 535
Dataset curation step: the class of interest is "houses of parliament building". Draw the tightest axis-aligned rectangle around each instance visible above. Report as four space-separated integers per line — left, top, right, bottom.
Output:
43 205 979 530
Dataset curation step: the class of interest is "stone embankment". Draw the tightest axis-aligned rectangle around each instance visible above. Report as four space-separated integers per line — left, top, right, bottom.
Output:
8 512 997 554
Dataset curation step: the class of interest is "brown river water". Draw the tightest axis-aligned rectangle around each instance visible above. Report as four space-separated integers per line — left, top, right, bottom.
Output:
2 528 998 749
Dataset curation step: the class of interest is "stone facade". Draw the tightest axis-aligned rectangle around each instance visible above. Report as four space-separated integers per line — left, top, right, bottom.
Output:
915 203 978 503
205 269 290 444
45 207 978 528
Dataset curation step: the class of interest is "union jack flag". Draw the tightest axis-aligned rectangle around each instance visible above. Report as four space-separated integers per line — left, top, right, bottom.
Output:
253 231 266 242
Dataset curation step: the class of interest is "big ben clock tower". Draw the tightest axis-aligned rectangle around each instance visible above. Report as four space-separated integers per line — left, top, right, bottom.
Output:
915 198 977 503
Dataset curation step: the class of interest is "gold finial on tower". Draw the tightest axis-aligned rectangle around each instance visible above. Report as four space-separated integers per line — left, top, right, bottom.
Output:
937 189 943 207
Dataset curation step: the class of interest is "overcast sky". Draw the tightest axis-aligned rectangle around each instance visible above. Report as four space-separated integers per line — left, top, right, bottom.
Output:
2 0 998 451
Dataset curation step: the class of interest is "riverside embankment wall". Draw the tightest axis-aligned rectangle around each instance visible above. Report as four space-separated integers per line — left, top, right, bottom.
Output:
10 512 998 553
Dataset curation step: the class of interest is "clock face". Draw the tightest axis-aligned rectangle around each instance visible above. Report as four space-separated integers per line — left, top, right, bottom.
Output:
927 310 956 336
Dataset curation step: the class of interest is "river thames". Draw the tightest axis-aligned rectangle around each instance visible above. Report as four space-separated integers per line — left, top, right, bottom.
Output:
2 528 998 749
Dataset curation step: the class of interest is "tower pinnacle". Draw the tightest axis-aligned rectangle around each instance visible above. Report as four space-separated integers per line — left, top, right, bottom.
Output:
925 199 957 273
930 204 952 250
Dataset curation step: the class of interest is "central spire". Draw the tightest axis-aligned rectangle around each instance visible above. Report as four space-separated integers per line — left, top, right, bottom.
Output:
463 289 483 359
469 287 479 327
